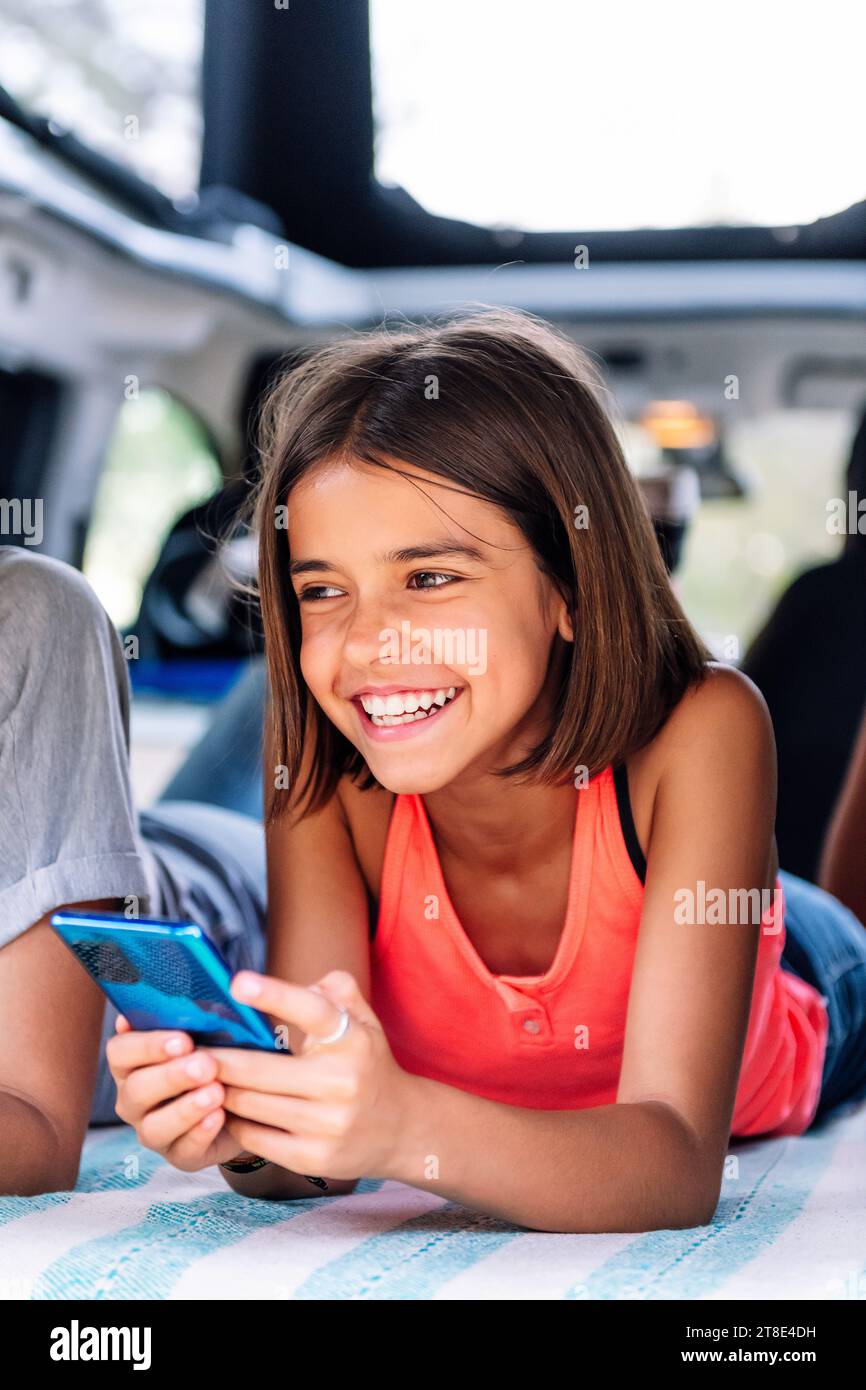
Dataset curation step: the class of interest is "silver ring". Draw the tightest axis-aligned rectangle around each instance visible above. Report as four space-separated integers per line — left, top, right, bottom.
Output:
309 1005 350 1047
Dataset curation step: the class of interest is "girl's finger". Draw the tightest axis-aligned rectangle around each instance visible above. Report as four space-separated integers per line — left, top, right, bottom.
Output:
222 1084 345 1137
115 1014 131 1033
231 972 345 1039
138 1082 226 1153
121 1051 219 1119
106 1029 194 1081
225 1116 330 1178
164 1108 226 1168
201 1048 346 1099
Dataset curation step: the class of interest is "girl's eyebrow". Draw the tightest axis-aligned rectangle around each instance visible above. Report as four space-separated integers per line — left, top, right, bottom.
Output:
289 542 488 578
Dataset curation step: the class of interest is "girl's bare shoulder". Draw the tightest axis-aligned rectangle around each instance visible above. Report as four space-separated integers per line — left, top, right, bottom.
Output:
622 662 776 872
662 662 773 753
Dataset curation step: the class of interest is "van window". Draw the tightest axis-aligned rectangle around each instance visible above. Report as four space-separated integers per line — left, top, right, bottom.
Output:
82 389 222 629
371 0 865 233
623 408 853 660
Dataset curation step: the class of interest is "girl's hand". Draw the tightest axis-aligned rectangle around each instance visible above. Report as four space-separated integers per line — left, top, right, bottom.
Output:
106 1018 242 1171
203 970 413 1182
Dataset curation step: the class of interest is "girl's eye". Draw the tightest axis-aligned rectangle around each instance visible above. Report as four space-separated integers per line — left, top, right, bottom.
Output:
297 585 344 602
408 571 459 590
298 572 459 602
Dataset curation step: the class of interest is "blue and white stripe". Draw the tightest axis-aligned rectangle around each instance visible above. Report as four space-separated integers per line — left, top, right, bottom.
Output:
0 1103 862 1300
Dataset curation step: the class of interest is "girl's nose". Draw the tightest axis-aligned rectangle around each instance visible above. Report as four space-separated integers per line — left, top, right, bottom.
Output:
342 595 403 667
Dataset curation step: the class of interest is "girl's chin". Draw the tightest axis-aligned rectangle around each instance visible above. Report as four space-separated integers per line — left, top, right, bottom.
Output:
366 766 462 796
351 738 474 796
361 743 498 798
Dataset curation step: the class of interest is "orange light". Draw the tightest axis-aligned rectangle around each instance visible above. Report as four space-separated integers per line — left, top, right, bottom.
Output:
641 400 716 450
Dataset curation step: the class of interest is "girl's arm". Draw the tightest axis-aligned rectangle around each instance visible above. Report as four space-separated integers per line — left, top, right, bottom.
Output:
387 666 774 1232
817 695 866 926
220 718 372 1200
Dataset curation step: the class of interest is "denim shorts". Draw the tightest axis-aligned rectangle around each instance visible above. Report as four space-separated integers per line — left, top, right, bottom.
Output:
779 869 866 1127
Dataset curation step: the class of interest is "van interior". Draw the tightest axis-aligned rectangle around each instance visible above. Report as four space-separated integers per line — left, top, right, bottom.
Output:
1 0 864 1305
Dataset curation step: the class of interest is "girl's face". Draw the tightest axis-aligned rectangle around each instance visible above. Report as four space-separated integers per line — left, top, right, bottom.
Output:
286 458 574 794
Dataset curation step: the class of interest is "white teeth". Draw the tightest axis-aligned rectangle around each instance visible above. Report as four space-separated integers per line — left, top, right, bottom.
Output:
357 686 461 725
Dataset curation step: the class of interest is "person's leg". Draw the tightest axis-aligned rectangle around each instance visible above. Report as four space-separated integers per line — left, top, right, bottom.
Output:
779 869 866 1125
156 658 267 818
140 801 267 974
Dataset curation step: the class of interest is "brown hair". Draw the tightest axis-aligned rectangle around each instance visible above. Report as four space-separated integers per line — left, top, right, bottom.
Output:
244 306 712 824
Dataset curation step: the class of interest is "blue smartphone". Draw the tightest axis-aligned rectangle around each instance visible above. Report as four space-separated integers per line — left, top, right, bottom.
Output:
50 910 285 1052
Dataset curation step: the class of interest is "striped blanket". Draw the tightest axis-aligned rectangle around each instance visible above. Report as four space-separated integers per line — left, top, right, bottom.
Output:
2 1100 864 1300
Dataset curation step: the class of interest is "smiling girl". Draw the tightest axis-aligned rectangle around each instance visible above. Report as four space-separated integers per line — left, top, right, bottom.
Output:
105 308 866 1233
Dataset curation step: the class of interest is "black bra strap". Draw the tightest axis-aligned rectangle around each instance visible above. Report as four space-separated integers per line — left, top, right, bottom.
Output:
612 761 647 884
368 882 378 942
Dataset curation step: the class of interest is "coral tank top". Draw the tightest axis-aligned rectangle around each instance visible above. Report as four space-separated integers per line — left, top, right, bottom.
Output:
370 764 829 1138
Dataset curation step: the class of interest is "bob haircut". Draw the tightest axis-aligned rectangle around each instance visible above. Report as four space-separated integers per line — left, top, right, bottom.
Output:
246 306 713 824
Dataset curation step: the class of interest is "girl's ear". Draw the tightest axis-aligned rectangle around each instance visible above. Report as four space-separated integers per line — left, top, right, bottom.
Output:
541 574 574 643
556 600 575 644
